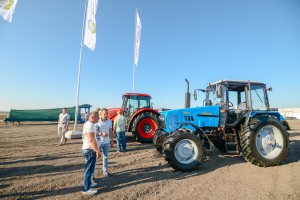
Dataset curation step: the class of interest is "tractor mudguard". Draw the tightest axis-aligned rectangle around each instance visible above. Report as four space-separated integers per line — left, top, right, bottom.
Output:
178 122 211 150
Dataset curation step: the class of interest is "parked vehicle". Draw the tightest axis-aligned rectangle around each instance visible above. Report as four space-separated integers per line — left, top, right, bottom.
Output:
108 93 161 142
153 80 289 171
286 116 297 120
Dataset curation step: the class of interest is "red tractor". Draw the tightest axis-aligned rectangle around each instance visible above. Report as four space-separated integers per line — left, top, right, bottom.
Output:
107 93 161 142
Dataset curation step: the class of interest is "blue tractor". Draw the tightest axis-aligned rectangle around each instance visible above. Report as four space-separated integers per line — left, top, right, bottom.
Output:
153 80 289 171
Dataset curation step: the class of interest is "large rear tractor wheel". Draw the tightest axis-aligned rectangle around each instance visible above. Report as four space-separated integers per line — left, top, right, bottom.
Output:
132 112 161 143
240 117 289 166
163 129 204 171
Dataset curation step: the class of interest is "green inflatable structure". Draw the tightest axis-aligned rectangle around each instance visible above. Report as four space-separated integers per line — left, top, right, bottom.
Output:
4 104 91 123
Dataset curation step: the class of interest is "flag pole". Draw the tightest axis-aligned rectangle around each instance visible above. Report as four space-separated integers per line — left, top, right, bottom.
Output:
74 0 88 131
133 63 136 92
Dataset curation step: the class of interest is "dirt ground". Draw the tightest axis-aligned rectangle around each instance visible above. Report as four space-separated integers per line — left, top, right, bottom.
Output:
0 120 299 200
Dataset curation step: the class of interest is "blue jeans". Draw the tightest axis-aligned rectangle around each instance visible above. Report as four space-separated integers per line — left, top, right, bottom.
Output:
99 143 109 172
116 131 126 152
82 149 96 192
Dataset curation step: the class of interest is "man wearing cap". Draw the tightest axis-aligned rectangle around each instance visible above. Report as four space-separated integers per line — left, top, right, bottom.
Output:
58 107 70 146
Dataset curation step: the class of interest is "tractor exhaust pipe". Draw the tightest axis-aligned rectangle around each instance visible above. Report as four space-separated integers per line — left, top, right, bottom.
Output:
185 79 191 108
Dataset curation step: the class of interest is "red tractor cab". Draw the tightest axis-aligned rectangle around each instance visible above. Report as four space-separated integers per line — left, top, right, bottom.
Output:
108 93 161 142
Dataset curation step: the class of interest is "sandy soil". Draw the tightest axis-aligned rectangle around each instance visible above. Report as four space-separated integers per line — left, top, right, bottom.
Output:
0 120 299 200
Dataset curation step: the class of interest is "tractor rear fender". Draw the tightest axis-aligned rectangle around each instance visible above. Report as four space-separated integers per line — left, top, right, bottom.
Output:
250 111 281 120
128 108 160 132
178 122 211 149
250 113 279 123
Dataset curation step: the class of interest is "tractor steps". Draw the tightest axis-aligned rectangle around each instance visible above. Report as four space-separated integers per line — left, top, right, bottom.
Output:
224 132 239 154
226 150 240 154
226 142 238 145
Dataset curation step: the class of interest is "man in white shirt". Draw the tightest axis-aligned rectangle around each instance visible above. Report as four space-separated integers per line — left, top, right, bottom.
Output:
82 111 101 195
90 109 101 183
113 110 127 152
57 107 70 146
97 108 114 177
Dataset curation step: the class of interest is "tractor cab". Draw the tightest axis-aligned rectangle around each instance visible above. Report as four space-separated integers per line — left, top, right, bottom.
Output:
194 80 275 128
122 93 152 118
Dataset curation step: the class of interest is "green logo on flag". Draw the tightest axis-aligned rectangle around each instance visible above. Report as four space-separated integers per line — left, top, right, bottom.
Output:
0 0 15 11
88 20 96 34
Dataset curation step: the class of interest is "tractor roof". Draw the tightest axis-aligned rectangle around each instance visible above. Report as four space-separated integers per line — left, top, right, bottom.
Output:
207 80 266 92
123 93 151 97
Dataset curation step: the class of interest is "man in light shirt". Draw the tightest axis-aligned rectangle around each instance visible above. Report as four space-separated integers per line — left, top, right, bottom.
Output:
97 108 114 177
90 108 101 183
57 107 70 146
82 111 101 195
113 110 127 152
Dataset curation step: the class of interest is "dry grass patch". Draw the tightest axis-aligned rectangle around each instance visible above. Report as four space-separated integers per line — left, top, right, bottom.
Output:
0 113 8 120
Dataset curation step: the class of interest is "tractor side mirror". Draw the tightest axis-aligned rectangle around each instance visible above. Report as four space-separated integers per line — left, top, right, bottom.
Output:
216 84 223 98
267 87 272 91
193 89 197 101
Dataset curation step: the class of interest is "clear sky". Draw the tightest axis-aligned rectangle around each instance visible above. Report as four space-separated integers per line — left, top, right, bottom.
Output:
1 0 300 111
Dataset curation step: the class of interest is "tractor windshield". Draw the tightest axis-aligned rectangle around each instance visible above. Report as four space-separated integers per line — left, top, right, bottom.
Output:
122 95 151 117
209 88 224 105
205 84 226 106
251 88 267 110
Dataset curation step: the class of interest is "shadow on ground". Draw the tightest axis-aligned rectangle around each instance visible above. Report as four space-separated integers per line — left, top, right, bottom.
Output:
0 185 82 200
286 131 300 164
97 149 245 194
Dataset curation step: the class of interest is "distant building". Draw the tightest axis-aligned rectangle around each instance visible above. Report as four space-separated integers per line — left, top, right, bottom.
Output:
278 108 300 119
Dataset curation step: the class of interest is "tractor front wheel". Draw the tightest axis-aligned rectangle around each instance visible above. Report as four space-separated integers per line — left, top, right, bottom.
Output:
153 128 169 153
163 129 204 171
132 112 161 143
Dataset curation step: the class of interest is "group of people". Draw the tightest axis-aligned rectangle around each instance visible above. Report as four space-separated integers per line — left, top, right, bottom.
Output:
57 107 127 195
82 108 127 195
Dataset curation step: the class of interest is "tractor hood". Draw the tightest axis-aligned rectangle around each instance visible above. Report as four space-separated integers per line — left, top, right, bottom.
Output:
107 108 123 121
162 105 220 133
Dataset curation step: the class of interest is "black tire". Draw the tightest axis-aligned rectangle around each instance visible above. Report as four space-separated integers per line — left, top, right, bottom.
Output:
132 112 161 143
153 128 168 153
282 121 291 130
162 129 204 171
240 117 289 166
